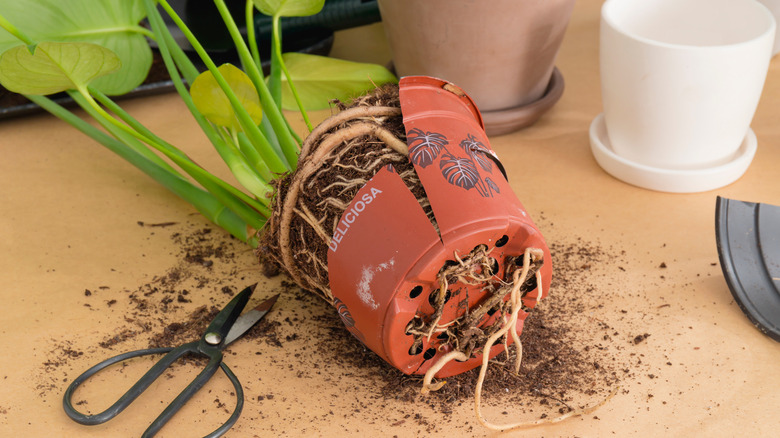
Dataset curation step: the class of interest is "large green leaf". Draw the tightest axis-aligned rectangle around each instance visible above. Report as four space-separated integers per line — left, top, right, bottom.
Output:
190 64 263 130
252 0 325 17
280 53 397 111
0 42 120 95
0 0 150 95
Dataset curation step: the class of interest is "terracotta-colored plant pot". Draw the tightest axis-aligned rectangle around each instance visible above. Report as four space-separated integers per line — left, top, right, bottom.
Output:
377 0 575 135
327 76 552 377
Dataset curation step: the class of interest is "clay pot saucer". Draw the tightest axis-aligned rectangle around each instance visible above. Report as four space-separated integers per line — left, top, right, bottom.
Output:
480 67 565 136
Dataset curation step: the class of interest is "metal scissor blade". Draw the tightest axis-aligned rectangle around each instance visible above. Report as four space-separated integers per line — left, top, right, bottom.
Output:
201 284 255 347
223 294 280 346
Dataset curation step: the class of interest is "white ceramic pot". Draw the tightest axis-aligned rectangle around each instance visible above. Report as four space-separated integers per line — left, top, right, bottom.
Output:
592 0 775 192
757 0 780 55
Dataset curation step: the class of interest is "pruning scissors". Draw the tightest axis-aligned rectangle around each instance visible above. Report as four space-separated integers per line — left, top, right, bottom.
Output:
63 285 279 438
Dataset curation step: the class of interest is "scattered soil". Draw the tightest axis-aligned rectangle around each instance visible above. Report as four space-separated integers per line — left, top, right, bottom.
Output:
297 237 635 418
41 217 649 432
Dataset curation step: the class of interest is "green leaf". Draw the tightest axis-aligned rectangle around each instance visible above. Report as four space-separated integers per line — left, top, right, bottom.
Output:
0 0 151 95
280 53 397 111
0 42 119 95
252 0 325 17
190 64 263 130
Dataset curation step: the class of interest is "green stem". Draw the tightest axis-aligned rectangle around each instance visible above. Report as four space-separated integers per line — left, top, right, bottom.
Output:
145 0 274 216
237 131 274 181
28 94 260 246
215 127 275 201
80 92 183 177
273 15 313 131
75 85 149 143
245 0 261 67
211 125 275 201
259 114 284 160
72 87 270 224
67 25 155 40
158 24 199 85
0 13 35 45
89 88 273 212
268 16 283 108
209 0 301 170
156 0 289 174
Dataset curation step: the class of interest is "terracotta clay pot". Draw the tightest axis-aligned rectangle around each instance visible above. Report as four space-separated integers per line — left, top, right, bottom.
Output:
377 0 575 135
327 76 552 377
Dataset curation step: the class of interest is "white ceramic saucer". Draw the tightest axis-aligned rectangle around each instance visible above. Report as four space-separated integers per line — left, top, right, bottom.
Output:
589 113 757 193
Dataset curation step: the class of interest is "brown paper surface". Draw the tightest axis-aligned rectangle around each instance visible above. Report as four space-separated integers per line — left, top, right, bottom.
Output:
2 1 779 436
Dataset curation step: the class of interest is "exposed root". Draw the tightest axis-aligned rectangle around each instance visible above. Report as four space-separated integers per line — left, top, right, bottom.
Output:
259 83 610 432
420 247 544 394
276 122 410 298
260 83 429 302
299 105 402 160
419 246 615 431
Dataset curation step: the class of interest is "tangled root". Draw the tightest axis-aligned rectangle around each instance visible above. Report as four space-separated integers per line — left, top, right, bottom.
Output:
261 84 434 301
260 84 612 431
419 247 615 431
419 247 544 395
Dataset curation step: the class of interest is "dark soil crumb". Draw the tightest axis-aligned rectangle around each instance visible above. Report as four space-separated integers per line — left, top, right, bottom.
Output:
37 221 246 397
41 219 648 432
293 238 633 420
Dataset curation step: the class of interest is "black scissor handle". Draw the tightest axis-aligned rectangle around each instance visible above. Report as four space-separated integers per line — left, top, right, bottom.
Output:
63 346 176 424
63 343 244 438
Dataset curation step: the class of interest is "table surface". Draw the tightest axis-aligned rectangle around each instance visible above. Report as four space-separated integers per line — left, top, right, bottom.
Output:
2 1 780 436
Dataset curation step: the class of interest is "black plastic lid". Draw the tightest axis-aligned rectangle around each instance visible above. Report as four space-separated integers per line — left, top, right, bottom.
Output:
716 196 780 342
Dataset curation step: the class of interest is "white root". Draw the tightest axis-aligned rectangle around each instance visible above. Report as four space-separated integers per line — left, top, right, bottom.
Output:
473 253 542 431
294 205 331 244
424 277 450 341
421 247 541 393
420 350 469 394
420 246 616 431
277 121 410 299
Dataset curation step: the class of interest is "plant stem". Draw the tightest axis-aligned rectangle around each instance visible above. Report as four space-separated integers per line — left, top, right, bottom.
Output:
157 23 199 85
209 0 301 169
236 131 274 182
146 0 283 197
27 94 260 246
268 21 283 108
156 0 291 174
273 15 313 131
67 25 155 40
71 88 271 222
245 0 261 68
0 13 34 46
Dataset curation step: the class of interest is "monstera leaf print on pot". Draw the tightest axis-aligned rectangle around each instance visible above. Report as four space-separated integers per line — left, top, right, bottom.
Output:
333 297 365 343
406 128 500 198
408 128 448 168
459 133 493 173
485 176 500 195
439 153 481 191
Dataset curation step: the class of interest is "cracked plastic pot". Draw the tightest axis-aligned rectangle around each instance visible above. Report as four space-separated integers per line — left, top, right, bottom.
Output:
326 76 552 377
